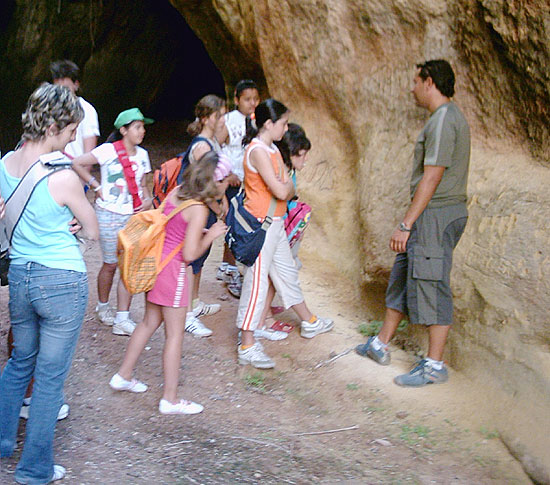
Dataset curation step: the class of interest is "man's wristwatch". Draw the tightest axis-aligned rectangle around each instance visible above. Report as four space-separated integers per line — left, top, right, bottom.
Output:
399 222 411 232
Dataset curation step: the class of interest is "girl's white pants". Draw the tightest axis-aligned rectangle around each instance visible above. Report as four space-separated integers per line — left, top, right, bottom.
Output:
236 219 304 331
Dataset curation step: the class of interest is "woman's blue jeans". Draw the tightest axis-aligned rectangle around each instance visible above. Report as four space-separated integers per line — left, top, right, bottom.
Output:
0 262 88 484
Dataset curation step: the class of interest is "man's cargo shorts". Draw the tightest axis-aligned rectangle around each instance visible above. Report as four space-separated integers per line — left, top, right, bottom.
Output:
385 203 468 326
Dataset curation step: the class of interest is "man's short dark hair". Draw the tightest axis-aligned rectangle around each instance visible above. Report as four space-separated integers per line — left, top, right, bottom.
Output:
416 60 455 98
50 59 80 82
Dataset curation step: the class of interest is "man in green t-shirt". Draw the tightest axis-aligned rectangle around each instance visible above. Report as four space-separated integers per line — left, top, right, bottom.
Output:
356 59 470 387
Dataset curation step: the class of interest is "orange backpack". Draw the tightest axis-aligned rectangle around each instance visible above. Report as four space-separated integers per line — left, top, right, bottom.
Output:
151 154 185 209
117 198 202 294
152 137 214 208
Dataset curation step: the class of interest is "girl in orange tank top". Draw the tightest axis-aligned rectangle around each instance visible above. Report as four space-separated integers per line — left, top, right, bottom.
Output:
236 99 334 370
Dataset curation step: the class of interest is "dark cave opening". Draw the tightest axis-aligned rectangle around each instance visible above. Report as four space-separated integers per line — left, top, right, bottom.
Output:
0 0 226 154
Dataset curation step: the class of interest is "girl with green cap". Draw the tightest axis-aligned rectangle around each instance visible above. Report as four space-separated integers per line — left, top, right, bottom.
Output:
73 108 154 337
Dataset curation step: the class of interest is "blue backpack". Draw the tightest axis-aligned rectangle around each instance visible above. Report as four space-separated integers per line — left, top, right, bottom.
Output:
225 189 277 267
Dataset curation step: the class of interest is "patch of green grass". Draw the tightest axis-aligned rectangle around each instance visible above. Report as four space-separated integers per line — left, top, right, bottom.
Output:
281 353 291 359
358 320 408 337
346 383 359 391
479 425 499 440
244 372 266 392
400 424 431 445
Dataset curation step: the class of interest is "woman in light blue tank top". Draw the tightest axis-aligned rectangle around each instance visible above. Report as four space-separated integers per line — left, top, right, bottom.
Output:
0 83 98 484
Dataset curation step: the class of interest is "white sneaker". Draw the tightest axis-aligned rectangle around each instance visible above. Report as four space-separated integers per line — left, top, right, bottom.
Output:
300 317 334 339
185 315 213 337
253 327 289 341
109 373 148 393
95 305 115 326
238 342 275 369
112 318 136 336
159 398 204 415
52 464 66 482
192 300 221 318
19 402 69 420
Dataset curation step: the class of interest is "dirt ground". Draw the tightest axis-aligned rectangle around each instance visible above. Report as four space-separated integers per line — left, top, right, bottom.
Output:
0 126 533 484
0 239 532 485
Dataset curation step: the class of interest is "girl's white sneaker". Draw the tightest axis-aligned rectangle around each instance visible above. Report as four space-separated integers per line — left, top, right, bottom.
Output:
159 398 204 415
109 373 148 393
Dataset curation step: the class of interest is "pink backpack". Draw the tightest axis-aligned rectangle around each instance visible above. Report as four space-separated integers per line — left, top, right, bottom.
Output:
284 201 312 248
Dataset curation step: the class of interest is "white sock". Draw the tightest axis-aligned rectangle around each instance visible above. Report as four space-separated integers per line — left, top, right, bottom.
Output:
23 397 32 406
114 311 129 324
97 301 109 309
425 357 444 370
371 336 387 351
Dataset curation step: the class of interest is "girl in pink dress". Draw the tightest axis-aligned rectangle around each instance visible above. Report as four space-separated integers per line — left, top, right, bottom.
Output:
109 151 231 415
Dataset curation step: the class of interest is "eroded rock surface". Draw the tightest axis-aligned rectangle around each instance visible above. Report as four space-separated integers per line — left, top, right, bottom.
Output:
172 1 550 481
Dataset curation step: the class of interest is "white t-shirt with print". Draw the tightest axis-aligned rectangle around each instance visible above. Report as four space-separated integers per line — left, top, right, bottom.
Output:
64 97 100 158
222 109 247 181
92 143 151 215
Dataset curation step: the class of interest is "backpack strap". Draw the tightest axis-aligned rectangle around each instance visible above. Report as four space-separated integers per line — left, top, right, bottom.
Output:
1 152 72 250
260 197 278 231
177 136 215 185
113 140 143 211
157 199 205 273
165 198 203 221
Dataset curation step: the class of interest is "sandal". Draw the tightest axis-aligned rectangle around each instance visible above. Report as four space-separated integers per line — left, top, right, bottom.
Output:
270 306 285 315
270 320 294 333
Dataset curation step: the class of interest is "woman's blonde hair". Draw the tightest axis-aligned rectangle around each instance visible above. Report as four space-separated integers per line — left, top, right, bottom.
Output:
21 83 84 142
176 150 220 204
187 94 225 137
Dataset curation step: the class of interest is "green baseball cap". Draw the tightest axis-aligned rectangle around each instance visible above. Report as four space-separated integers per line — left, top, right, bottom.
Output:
113 108 154 129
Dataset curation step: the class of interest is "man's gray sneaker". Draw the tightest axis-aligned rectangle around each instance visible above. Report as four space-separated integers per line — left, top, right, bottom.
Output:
300 317 334 339
355 336 391 365
393 359 448 387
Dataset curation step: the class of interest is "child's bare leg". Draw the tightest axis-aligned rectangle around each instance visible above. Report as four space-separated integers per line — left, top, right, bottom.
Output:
259 279 276 328
161 306 187 403
241 329 255 347
97 262 117 302
223 243 236 266
118 300 162 380
116 279 132 312
192 270 201 302
291 301 314 322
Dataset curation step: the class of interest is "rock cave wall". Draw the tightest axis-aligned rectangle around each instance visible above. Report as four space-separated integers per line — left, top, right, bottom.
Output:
172 1 549 482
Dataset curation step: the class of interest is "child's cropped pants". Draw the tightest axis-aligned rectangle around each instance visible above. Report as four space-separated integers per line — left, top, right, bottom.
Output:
236 219 304 331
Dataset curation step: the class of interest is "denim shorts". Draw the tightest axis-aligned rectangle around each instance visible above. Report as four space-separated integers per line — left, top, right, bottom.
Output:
96 205 131 264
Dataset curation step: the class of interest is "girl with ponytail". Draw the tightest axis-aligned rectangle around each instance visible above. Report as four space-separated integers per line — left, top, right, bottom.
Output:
236 99 333 369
